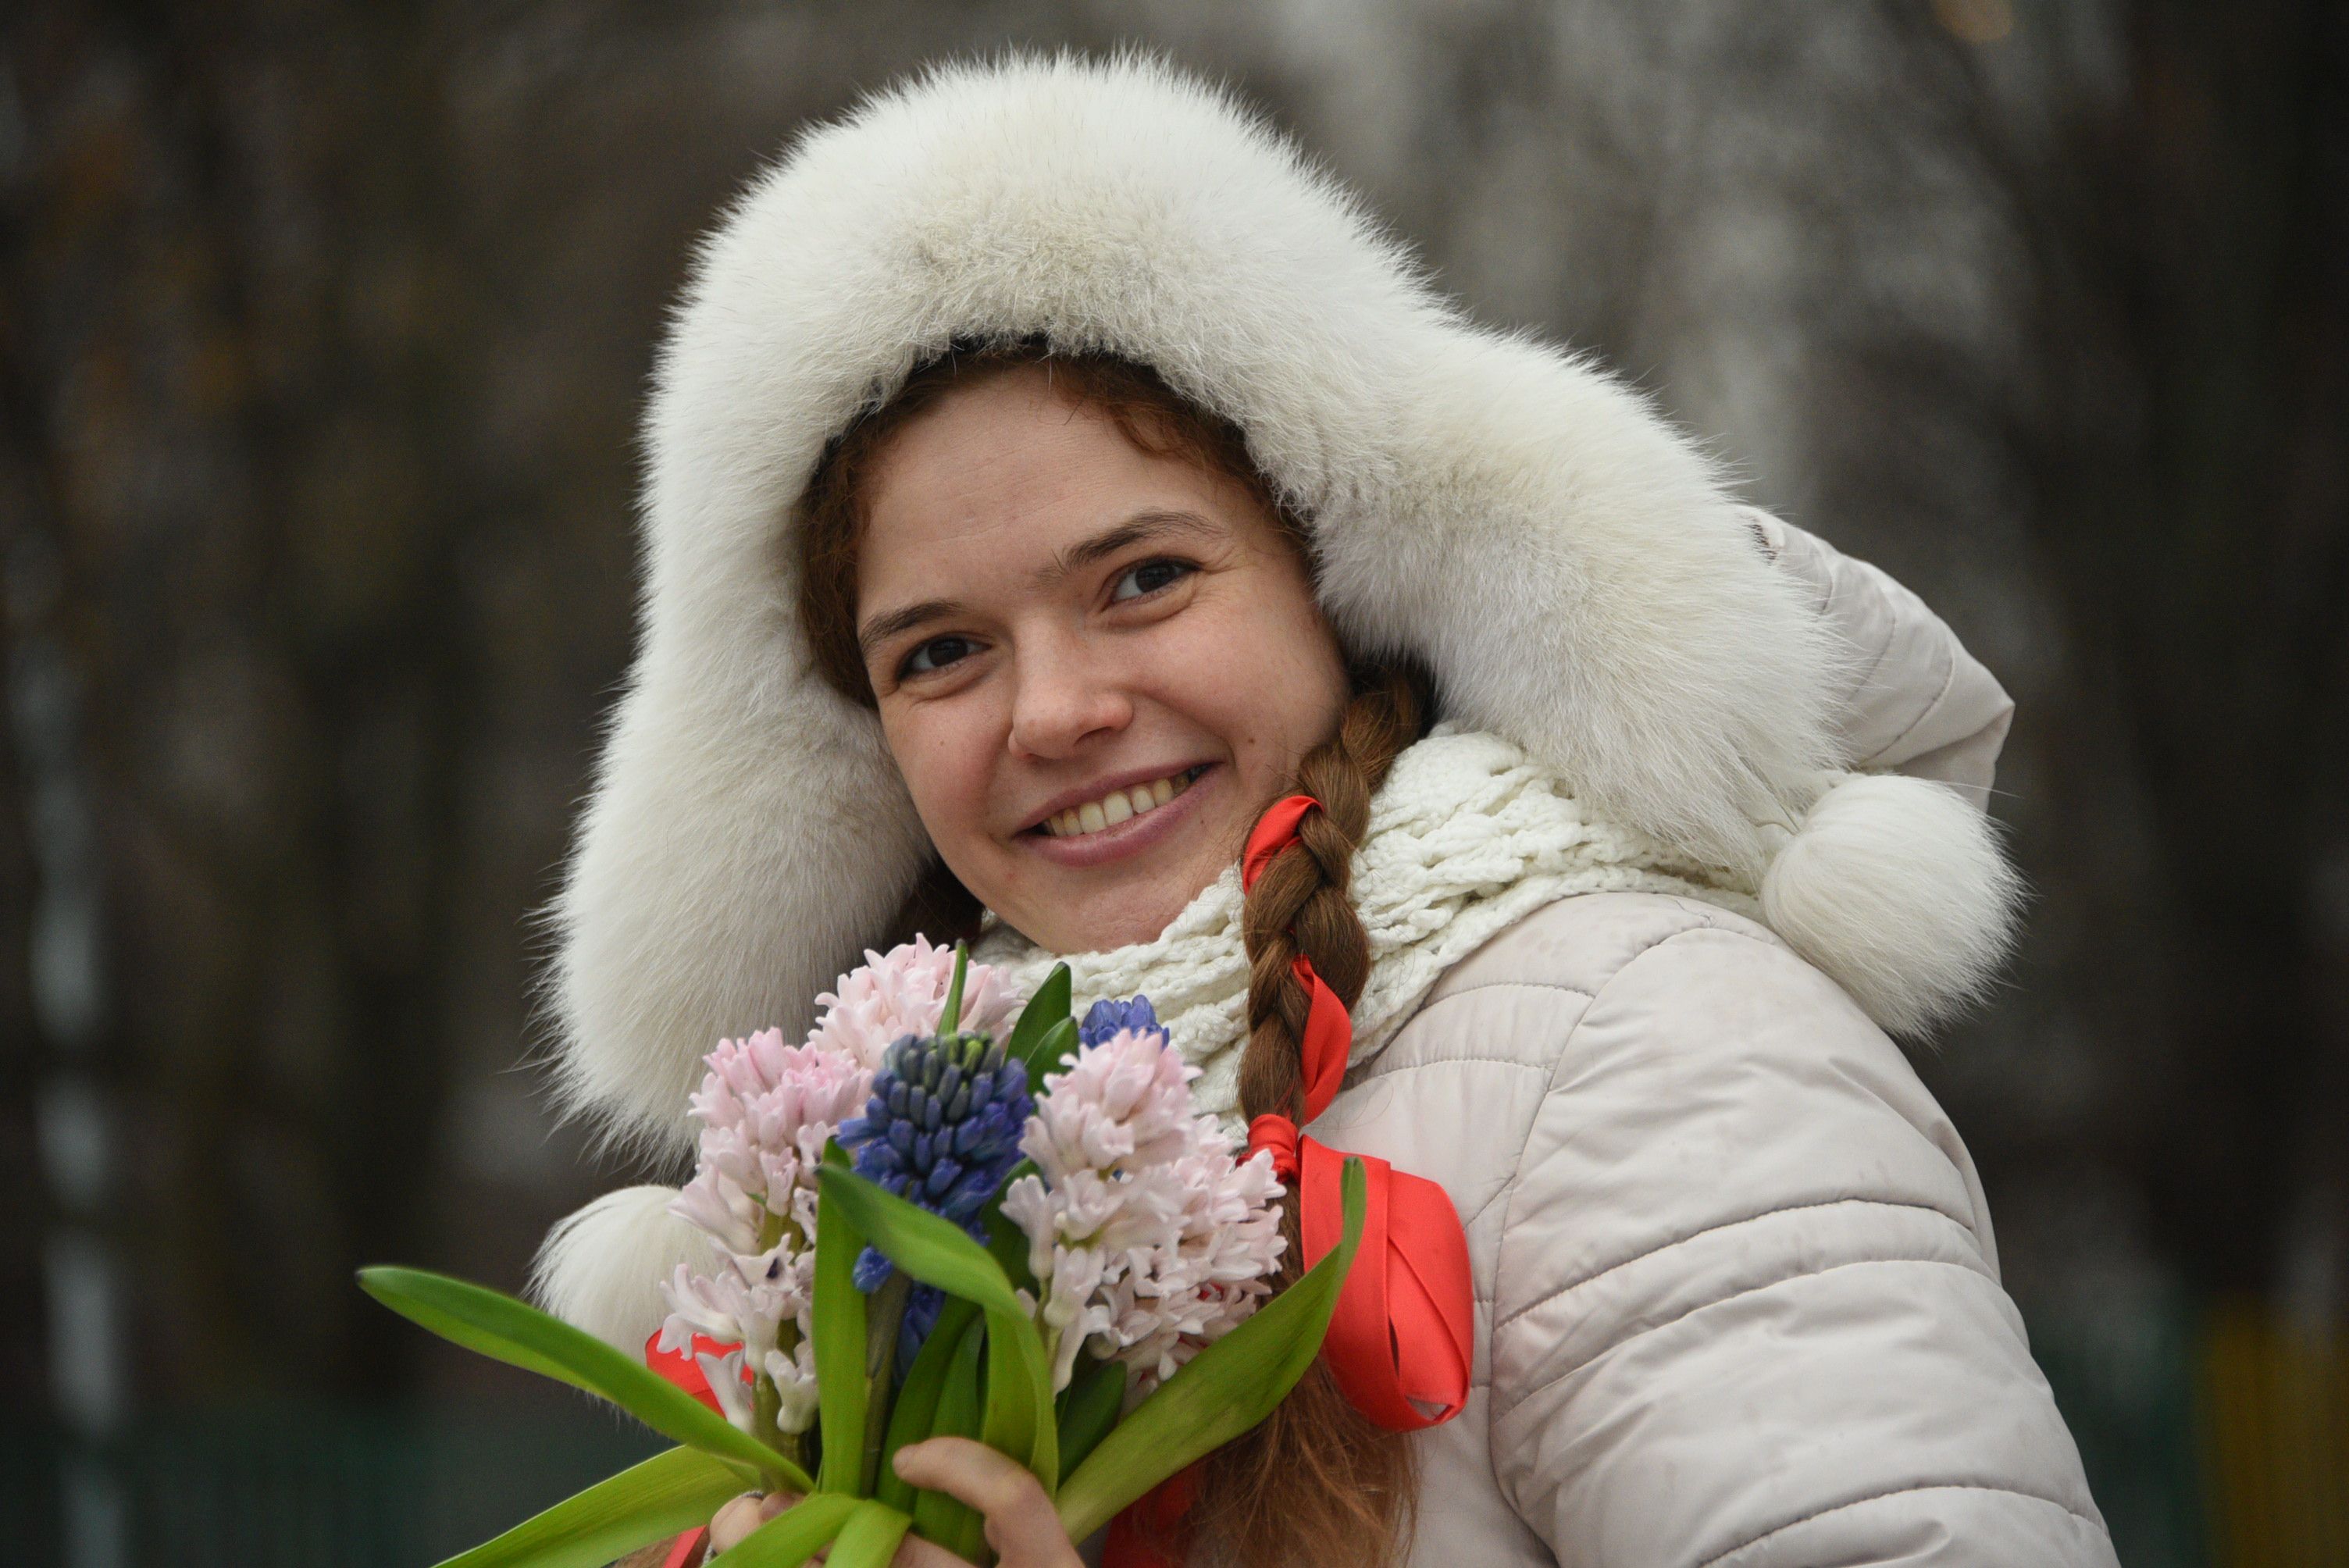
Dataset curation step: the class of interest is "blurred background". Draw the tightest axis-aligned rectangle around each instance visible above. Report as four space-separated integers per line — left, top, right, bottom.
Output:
3 1 2344 1563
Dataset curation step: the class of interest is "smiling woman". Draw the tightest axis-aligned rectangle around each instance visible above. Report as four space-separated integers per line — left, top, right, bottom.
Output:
536 54 2113 1568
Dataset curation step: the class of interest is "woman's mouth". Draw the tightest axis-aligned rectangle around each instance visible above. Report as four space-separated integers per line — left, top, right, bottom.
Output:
1018 764 1216 868
1033 764 1208 839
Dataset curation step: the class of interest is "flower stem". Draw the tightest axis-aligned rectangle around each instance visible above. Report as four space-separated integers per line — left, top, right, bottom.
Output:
940 943 968 1034
861 1271 914 1495
750 1374 804 1479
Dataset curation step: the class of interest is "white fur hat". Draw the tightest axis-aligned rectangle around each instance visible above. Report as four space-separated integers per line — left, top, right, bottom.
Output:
551 52 2019 1153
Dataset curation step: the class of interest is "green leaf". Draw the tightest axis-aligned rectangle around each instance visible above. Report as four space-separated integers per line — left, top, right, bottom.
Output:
824 1499 915 1568
985 1178 1039 1297
911 1313 987 1556
357 1267 813 1493
876 1296 980 1514
428 1445 752 1568
1053 1356 1125 1481
1015 1017 1078 1083
981 1295 1058 1495
940 942 969 1034
1053 1158 1370 1542
814 1167 1028 1341
1003 964 1072 1071
813 1141 870 1496
704 1492 856 1568
814 1168 1058 1490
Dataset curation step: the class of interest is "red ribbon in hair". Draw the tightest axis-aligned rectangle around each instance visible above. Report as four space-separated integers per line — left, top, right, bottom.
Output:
1235 794 1474 1433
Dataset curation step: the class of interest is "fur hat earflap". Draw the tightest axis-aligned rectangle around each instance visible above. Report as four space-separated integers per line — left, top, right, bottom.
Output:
529 1185 713 1352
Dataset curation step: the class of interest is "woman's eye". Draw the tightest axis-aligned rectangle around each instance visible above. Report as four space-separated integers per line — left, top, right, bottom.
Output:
900 635 976 677
1110 558 1195 603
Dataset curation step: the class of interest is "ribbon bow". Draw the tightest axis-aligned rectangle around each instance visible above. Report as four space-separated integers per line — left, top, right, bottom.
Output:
1238 793 1475 1433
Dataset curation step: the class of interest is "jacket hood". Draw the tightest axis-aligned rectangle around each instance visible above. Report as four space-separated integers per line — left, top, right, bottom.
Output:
549 52 2019 1150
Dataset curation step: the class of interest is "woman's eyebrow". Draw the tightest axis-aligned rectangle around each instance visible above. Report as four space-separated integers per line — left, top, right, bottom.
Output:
857 597 965 661
1033 508 1219 588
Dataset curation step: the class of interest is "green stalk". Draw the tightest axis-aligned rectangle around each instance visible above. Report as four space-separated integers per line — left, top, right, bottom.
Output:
861 1272 914 1495
747 1373 806 1481
750 1201 808 1476
939 943 969 1034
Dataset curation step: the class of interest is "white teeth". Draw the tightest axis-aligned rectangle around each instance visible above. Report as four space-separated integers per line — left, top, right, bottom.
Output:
1038 771 1196 840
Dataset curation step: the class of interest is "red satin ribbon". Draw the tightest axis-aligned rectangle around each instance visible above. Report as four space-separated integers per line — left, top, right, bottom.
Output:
1238 794 1474 1434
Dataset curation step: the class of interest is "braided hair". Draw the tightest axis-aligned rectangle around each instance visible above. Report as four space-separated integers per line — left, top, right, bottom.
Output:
1194 659 1430 1568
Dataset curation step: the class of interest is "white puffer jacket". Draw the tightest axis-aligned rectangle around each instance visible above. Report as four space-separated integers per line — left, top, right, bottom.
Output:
1334 890 2112 1566
1296 523 2112 1567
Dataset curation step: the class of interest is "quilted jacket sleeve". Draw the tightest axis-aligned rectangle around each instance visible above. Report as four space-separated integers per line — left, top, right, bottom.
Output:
1484 910 2116 1566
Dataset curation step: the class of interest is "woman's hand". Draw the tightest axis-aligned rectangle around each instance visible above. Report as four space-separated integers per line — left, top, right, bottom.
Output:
704 1439 1082 1566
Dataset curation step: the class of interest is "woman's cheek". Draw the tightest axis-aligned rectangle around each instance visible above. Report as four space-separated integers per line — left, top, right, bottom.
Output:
886 707 994 858
1159 598 1340 763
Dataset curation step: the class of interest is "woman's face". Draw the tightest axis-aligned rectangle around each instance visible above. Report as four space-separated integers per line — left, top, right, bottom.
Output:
855 365 1351 953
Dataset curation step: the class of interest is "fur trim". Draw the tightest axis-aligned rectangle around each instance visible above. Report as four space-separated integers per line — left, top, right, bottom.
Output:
1761 775 2026 1036
527 1185 708 1352
554 52 1878 1146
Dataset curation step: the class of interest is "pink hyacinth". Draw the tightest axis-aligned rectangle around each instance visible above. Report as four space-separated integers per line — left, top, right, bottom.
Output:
1001 1026 1288 1393
659 939 1014 1438
804 933 1017 1069
676 1028 871 1254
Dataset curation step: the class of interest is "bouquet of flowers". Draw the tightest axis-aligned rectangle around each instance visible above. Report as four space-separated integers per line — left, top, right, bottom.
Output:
361 939 1366 1567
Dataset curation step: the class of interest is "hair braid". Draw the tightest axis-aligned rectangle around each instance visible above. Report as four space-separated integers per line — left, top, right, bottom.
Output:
1192 658 1432 1568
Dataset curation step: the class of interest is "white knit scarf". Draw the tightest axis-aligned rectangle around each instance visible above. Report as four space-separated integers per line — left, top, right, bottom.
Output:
972 725 1763 1121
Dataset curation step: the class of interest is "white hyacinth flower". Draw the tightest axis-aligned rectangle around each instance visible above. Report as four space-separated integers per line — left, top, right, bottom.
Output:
1007 1024 1288 1393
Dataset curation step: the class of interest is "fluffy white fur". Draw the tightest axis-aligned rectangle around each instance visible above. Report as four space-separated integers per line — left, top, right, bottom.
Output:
1761 775 2026 1037
551 52 2009 1156
528 1185 713 1352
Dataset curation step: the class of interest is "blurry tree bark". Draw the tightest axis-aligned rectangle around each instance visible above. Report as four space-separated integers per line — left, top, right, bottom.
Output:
1971 0 2349 1310
3 0 490 1399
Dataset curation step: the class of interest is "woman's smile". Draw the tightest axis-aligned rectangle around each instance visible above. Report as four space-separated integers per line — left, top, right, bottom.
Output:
1017 761 1217 868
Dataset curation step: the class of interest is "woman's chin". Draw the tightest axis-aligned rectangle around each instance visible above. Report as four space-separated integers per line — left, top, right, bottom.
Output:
1003 842 1239 953
1015 885 1192 955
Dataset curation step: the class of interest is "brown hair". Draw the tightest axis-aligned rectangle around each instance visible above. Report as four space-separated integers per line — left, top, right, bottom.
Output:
795 344 1431 1568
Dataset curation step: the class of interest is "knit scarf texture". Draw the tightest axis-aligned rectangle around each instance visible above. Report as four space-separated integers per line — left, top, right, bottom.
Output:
971 725 1762 1121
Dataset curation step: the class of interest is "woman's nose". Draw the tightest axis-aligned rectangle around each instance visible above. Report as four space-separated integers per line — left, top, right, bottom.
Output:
1006 643 1133 760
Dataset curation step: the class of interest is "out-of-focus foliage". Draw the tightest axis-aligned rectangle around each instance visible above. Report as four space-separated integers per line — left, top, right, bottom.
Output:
3 2 2343 1564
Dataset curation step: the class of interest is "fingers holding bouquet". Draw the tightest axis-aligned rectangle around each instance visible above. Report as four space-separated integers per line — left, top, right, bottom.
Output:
887 1438 1082 1567
707 1439 1081 1567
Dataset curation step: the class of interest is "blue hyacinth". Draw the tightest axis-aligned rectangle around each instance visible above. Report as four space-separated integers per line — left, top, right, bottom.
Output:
1078 994 1160 1049
836 1028 1033 1294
